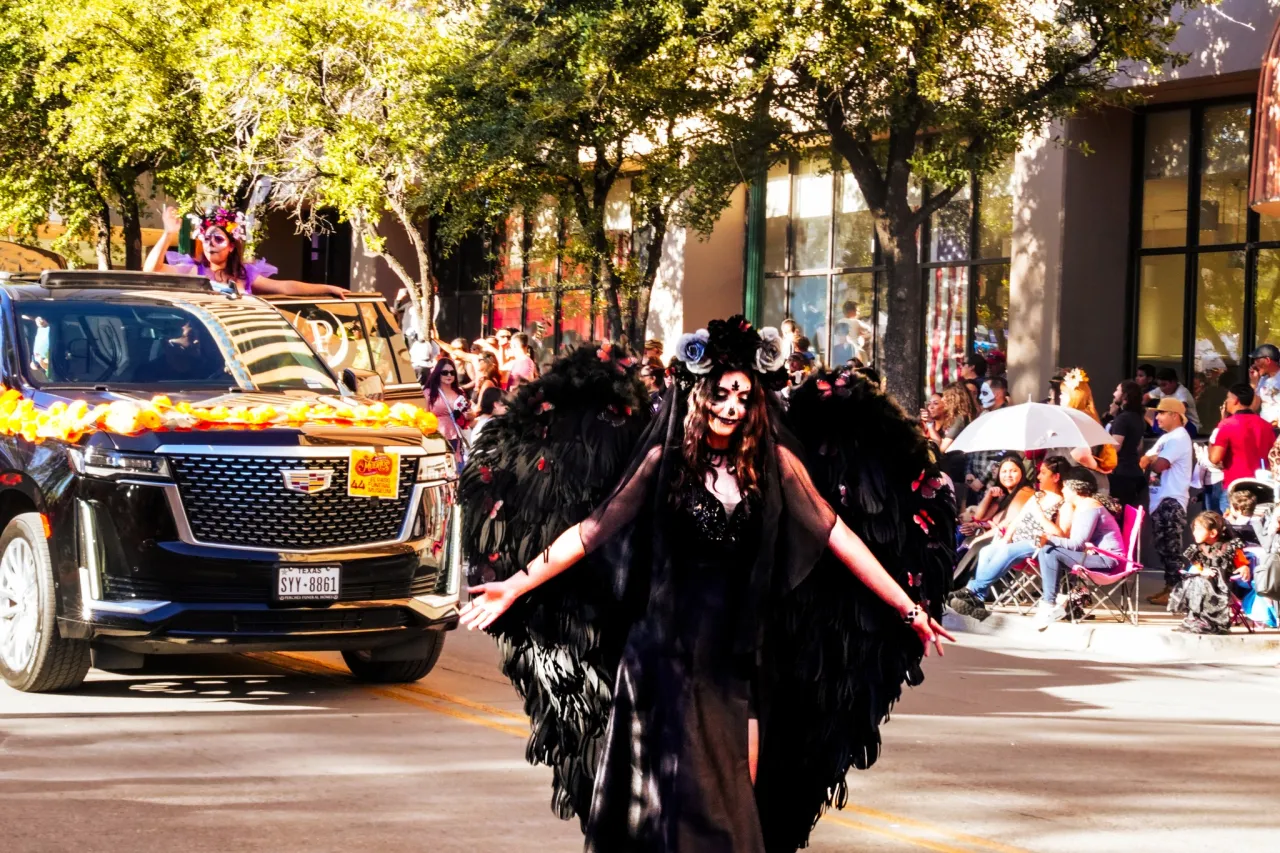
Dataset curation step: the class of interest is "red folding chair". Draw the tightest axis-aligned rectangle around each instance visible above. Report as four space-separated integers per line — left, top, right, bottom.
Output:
990 556 1042 614
1068 505 1145 625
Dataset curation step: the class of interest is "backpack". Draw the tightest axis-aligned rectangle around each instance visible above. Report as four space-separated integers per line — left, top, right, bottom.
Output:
1255 539 1280 601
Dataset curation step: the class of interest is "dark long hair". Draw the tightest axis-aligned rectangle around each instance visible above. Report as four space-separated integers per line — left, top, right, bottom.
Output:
988 451 1030 516
1119 380 1145 413
197 226 247 285
676 368 769 501
476 352 501 386
424 357 458 405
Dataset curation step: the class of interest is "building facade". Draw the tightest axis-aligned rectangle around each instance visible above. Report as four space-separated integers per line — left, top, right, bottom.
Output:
323 1 1278 426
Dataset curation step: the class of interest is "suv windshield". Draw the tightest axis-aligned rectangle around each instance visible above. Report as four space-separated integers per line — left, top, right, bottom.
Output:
16 296 339 392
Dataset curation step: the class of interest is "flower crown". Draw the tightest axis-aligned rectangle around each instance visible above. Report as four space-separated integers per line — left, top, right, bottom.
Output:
1063 367 1089 392
672 315 787 390
187 206 247 243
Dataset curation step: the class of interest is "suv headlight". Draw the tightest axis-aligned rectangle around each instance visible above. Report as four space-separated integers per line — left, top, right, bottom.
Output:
68 446 172 481
417 454 457 483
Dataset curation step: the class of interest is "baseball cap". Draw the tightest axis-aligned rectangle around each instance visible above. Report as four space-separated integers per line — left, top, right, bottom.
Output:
1154 397 1186 417
1250 344 1280 361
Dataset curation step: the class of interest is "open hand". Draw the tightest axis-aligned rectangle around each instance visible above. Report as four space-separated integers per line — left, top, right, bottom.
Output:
161 204 183 234
459 580 519 631
910 609 955 657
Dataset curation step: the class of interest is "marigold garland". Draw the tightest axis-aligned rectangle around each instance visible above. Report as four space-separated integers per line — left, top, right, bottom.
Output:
0 388 439 445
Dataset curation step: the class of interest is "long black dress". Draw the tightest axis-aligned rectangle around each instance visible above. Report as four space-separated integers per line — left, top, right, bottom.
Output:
458 349 954 853
576 446 835 851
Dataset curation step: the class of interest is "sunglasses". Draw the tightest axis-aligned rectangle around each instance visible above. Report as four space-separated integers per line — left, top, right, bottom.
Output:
440 370 456 377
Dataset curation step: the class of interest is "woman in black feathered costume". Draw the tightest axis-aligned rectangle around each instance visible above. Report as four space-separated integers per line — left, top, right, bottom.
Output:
459 317 955 853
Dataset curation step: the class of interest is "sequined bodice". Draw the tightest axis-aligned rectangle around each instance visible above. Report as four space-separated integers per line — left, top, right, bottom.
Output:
675 480 758 555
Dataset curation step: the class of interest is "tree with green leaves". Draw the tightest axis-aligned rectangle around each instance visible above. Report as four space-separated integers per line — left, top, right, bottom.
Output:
712 0 1196 407
197 0 468 338
0 0 212 268
438 0 765 343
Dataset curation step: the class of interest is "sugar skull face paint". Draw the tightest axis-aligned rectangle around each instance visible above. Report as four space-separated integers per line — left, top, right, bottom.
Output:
709 370 752 439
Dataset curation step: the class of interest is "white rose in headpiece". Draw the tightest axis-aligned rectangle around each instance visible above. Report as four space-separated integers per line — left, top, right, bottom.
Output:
754 327 786 373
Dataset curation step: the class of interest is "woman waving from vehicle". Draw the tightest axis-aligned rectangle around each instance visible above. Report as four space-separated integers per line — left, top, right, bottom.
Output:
144 205 346 298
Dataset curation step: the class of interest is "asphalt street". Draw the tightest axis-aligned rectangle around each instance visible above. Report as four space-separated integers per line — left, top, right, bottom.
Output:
3 628 1278 853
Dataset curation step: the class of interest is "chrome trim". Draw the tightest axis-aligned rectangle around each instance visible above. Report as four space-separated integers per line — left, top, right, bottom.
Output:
79 566 171 617
160 481 431 554
413 593 460 609
154 444 430 457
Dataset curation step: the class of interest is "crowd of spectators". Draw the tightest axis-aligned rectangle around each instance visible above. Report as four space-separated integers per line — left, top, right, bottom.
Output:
937 343 1280 632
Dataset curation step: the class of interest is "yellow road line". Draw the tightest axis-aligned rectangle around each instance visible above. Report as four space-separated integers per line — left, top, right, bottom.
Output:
251 652 529 738
363 686 529 738
836 804 1033 853
253 651 1031 853
824 815 979 853
274 651 529 722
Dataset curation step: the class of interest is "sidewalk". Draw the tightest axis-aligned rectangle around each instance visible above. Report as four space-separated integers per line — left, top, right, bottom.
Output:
943 569 1280 664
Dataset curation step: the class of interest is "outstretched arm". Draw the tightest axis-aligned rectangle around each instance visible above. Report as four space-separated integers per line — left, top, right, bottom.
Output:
250 277 348 299
460 445 662 631
778 445 954 656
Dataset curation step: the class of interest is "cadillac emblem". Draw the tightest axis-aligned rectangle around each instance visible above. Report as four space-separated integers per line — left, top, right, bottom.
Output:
281 469 333 494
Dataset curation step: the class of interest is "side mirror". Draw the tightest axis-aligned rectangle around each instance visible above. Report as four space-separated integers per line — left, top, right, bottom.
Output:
341 367 386 401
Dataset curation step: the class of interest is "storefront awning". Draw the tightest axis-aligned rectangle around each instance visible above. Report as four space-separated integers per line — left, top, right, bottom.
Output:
1251 14 1280 216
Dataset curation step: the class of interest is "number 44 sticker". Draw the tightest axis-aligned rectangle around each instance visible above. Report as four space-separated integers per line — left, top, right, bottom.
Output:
348 449 400 499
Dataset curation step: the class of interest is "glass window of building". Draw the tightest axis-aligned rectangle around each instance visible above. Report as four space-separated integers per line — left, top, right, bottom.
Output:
921 163 1014 394
752 155 1012 383
1133 101 1275 432
434 202 613 355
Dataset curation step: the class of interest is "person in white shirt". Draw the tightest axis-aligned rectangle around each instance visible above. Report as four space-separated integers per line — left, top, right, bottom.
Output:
1141 397 1194 605
1148 368 1201 435
1250 344 1280 426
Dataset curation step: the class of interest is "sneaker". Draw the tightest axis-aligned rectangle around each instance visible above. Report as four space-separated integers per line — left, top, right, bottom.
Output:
1146 586 1172 606
948 589 990 622
1032 600 1067 631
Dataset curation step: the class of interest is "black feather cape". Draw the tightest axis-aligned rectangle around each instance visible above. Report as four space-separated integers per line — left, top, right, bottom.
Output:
459 354 955 849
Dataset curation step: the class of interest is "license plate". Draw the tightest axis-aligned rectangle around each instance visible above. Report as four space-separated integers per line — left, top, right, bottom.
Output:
276 565 341 601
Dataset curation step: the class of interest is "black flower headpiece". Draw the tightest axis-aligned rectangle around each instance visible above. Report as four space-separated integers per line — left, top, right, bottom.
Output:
670 315 788 392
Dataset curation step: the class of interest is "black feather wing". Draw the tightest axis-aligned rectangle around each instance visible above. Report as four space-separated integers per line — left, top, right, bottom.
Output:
758 371 957 852
458 346 651 825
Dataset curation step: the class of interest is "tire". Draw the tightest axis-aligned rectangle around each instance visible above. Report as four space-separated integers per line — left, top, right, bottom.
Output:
341 632 445 683
0 513 90 692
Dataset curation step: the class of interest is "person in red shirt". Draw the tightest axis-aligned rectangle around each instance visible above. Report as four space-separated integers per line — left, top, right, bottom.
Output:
1209 383 1277 510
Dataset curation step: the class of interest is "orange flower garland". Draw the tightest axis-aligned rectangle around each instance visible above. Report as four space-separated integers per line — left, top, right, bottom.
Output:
0 388 440 445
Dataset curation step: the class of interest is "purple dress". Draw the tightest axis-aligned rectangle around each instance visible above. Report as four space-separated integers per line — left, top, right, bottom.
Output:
166 252 278 293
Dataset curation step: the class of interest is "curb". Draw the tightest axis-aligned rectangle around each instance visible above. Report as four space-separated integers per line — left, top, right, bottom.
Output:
941 609 1280 665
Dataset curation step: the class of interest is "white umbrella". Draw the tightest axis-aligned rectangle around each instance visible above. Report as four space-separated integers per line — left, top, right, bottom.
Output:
947 402 1119 454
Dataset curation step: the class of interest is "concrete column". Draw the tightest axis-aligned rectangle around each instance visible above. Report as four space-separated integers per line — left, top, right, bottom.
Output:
1009 123 1067 404
646 184 748 349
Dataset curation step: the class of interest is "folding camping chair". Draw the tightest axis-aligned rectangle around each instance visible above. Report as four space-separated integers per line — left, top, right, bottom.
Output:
990 556 1042 615
1067 505 1145 625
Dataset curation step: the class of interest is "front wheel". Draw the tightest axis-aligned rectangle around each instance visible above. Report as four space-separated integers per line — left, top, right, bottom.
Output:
341 632 444 683
0 513 90 692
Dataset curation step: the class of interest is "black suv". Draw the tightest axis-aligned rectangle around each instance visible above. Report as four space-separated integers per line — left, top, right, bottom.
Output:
0 271 459 693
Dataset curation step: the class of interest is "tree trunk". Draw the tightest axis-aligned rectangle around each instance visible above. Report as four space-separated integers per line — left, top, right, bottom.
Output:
117 185 144 270
387 197 434 341
93 199 112 270
878 220 924 413
632 204 668 347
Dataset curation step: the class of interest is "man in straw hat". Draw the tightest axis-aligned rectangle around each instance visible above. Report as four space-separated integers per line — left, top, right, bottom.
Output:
1141 397 1195 605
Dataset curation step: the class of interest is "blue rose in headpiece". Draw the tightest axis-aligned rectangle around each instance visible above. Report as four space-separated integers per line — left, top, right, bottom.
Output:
675 329 713 374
